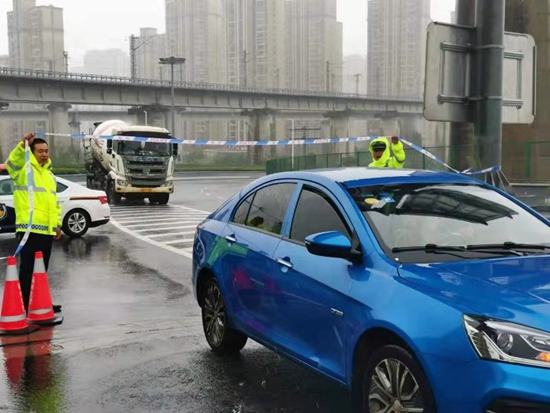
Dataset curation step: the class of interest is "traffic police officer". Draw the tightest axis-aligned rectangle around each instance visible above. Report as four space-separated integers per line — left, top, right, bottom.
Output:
368 136 406 168
6 133 62 313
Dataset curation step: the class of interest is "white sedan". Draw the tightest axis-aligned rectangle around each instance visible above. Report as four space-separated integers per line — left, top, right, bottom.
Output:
0 174 111 237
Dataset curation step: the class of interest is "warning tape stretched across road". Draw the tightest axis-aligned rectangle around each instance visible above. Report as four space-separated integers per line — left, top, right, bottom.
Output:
36 131 501 176
38 132 468 173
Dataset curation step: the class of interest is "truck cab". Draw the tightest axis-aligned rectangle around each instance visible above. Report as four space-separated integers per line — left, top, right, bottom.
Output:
84 121 178 205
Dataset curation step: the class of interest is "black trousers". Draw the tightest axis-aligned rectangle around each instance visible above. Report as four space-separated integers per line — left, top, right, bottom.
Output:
16 232 54 312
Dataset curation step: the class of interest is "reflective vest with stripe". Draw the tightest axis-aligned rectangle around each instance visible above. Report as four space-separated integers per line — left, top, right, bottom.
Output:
5 143 61 236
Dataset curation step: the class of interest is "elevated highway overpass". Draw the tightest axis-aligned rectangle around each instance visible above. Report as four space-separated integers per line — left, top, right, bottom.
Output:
0 67 424 139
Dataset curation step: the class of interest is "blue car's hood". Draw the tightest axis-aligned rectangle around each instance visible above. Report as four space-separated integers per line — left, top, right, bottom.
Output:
398 254 550 332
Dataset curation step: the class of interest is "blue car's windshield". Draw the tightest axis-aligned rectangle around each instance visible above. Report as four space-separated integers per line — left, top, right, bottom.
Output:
348 183 550 257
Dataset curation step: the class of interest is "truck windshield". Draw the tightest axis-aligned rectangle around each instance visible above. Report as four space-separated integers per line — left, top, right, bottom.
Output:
114 131 173 156
347 183 550 261
116 141 171 156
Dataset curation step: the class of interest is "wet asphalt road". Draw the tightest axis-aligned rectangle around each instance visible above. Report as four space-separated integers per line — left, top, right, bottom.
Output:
0 171 352 413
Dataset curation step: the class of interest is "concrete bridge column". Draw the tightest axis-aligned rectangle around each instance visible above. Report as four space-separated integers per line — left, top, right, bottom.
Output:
128 106 168 129
241 109 277 165
329 116 350 139
381 118 400 136
68 118 81 159
69 119 81 135
47 103 71 155
325 110 352 155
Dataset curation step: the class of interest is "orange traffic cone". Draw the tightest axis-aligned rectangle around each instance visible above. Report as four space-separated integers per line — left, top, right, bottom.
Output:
0 257 39 335
27 252 63 326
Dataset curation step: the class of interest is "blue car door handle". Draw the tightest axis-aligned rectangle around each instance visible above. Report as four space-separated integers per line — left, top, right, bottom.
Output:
277 258 293 269
225 234 237 243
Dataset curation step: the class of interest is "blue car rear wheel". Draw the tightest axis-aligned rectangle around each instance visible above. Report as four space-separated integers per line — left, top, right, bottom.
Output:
201 277 248 355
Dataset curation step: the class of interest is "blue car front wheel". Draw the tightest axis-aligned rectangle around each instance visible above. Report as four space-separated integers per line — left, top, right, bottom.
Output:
360 345 436 413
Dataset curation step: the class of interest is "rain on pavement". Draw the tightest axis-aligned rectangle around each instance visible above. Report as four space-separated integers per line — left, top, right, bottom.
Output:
0 172 352 413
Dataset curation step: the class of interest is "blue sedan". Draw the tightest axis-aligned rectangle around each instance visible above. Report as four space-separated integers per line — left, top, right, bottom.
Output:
192 167 550 413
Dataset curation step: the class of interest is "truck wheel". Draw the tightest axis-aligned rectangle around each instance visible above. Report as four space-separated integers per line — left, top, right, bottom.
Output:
158 194 169 205
108 184 122 205
150 194 169 205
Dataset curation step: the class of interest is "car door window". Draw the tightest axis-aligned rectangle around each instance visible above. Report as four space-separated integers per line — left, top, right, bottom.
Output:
233 193 254 225
56 181 68 193
235 183 295 235
290 186 351 243
0 180 14 196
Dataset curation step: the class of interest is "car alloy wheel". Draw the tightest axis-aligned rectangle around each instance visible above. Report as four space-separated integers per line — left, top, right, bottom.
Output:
68 211 87 235
368 358 424 413
203 281 226 347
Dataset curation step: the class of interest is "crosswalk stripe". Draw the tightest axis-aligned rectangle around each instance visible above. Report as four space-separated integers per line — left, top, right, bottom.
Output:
110 204 210 257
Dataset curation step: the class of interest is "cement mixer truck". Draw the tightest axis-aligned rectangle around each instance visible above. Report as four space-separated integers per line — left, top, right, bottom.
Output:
83 120 178 205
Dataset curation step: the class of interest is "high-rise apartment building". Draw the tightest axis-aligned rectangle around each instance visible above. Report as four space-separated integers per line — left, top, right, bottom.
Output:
166 0 226 84
4 0 65 157
343 54 367 94
223 0 286 141
8 1 64 71
83 49 129 77
224 0 286 89
166 0 227 139
134 28 167 80
286 0 343 92
367 0 430 98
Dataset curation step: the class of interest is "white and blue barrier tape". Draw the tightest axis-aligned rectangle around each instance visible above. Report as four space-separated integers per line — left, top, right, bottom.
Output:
37 132 502 177
38 132 466 173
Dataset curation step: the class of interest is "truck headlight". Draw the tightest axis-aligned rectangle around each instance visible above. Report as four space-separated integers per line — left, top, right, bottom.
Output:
464 315 550 368
117 179 127 186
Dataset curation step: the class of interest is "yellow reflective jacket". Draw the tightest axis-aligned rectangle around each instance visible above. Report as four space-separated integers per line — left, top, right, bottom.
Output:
6 142 61 235
368 137 406 168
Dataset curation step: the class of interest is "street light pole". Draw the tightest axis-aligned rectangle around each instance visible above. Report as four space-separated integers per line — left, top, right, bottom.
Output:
159 56 186 135
290 119 295 169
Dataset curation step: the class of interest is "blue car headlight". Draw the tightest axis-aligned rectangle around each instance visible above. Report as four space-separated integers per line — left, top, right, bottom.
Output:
464 315 550 368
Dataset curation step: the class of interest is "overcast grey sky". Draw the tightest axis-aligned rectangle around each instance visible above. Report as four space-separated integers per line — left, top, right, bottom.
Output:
0 0 454 66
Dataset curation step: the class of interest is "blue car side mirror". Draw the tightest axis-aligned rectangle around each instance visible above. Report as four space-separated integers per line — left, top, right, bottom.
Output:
304 231 359 261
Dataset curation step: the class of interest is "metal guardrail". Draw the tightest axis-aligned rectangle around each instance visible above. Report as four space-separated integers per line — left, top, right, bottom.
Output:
0 66 423 102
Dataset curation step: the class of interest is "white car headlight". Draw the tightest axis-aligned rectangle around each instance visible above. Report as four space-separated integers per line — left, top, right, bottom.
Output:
464 315 550 368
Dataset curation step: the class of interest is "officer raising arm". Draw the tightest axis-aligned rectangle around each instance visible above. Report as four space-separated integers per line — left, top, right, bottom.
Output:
5 133 62 313
368 135 406 168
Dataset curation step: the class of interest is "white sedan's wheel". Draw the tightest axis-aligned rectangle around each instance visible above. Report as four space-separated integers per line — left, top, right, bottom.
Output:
62 209 90 238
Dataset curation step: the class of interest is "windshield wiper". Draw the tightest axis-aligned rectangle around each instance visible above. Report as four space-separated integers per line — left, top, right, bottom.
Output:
392 244 466 253
467 242 550 252
392 243 523 257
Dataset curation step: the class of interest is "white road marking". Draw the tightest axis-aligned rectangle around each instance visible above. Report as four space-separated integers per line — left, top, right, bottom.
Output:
110 204 211 258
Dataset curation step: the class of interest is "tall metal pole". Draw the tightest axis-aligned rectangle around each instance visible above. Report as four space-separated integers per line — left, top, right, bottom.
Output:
326 61 330 92
290 119 295 169
474 0 505 169
449 0 475 171
130 35 136 80
160 57 185 134
170 62 175 135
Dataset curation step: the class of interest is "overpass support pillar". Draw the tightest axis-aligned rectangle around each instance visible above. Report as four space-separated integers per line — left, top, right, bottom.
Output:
128 106 168 129
325 110 352 155
47 103 71 155
242 109 277 166
69 119 81 135
68 117 81 157
381 118 400 136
